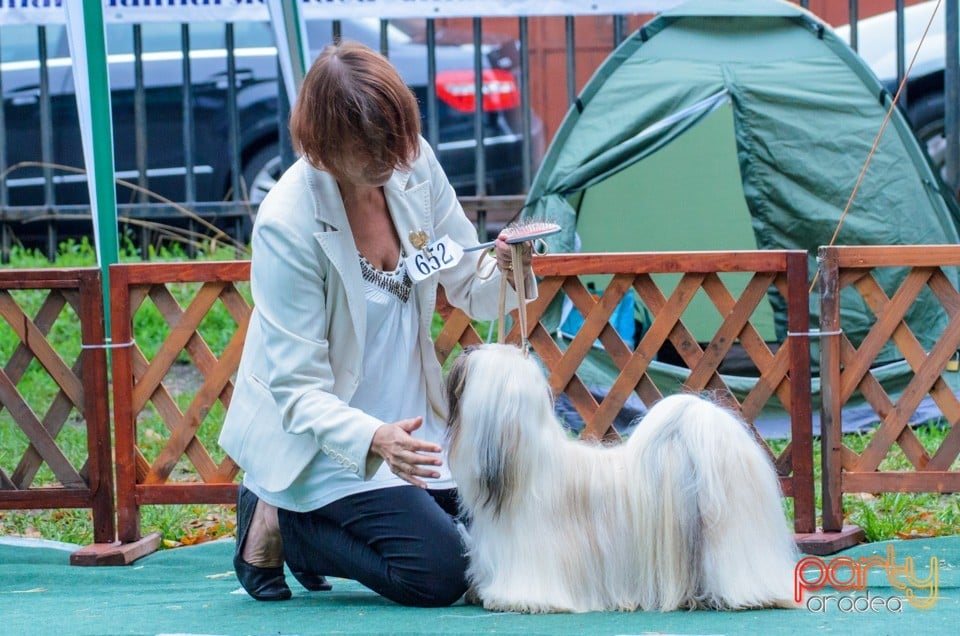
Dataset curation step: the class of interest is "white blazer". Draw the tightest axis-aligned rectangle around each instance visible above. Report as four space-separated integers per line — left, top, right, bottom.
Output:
218 139 525 493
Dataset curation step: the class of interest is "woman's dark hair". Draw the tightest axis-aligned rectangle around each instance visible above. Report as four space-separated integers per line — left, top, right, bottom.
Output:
290 40 421 179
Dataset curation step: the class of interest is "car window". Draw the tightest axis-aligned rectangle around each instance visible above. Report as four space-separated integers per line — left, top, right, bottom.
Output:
305 18 411 48
1 26 40 63
0 24 67 63
0 18 414 66
103 21 274 55
0 17 425 69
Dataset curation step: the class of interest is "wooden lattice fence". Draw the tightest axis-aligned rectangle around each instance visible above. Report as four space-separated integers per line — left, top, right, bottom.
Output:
110 261 252 552
819 245 960 534
5 250 823 562
0 268 113 545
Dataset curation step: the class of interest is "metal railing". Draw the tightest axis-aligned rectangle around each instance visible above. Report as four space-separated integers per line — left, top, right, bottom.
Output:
0 17 548 260
0 3 956 260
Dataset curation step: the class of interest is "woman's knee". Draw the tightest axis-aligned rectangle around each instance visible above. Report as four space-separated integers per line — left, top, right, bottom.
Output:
389 547 468 607
393 568 468 607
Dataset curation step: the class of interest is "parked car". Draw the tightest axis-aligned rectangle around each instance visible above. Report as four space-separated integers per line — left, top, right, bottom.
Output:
0 18 544 243
835 1 953 179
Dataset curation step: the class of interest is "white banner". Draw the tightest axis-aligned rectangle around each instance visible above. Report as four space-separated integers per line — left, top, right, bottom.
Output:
0 1 681 26
267 0 311 107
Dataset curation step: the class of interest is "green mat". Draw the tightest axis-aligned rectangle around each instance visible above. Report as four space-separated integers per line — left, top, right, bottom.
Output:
1 536 958 635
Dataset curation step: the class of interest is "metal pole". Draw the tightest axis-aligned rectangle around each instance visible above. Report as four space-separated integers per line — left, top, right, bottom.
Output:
946 0 960 195
181 24 197 257
519 17 532 192
0 27 9 264
565 16 576 107
425 20 439 151
848 0 859 51
133 24 149 259
226 23 241 208
39 25 56 260
472 18 486 198
896 0 907 110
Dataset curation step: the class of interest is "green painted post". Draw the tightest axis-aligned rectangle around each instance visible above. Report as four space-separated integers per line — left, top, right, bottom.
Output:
66 1 118 336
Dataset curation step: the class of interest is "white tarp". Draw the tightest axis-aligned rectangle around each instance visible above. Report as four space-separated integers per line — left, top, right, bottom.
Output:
0 0 682 25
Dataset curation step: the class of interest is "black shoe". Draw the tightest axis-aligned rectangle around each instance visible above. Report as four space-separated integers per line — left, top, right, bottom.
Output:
233 484 292 601
291 570 333 592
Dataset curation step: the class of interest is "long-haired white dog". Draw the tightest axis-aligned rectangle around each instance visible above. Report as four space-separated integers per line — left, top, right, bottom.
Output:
444 343 798 613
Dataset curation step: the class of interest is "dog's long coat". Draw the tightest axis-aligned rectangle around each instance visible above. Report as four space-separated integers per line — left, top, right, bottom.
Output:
445 344 798 613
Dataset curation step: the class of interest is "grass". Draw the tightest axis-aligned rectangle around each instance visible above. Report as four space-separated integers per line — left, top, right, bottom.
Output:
1 239 960 548
769 422 960 541
836 422 960 541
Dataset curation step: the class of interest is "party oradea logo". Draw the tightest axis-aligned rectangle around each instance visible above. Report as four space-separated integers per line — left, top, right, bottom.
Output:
795 545 939 613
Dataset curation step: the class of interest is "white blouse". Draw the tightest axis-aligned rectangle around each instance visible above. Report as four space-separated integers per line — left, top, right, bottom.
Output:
251 252 454 512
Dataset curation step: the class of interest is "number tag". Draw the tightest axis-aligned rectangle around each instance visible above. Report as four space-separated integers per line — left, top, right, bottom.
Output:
404 235 464 283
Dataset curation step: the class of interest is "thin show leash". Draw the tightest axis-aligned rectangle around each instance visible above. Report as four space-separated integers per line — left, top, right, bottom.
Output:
473 222 560 353
476 243 529 351
810 0 943 294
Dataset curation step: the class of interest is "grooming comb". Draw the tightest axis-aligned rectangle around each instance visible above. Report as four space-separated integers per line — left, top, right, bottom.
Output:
464 221 561 252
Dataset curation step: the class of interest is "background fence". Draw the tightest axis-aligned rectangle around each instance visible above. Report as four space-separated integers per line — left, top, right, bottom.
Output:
819 245 960 535
74 251 819 562
4 247 960 560
0 1 951 259
0 267 112 544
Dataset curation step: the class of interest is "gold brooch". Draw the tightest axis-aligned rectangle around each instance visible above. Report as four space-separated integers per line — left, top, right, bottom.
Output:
408 229 429 251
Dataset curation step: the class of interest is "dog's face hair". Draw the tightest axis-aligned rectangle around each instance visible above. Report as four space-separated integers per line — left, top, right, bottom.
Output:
444 345 474 454
444 345 537 519
444 346 510 517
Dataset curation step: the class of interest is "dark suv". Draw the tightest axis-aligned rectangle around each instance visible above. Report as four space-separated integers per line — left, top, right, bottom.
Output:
1 18 543 239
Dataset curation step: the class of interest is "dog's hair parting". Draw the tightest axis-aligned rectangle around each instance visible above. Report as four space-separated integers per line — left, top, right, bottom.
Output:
445 343 799 613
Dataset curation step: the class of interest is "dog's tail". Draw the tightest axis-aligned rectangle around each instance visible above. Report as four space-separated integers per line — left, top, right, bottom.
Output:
627 393 798 611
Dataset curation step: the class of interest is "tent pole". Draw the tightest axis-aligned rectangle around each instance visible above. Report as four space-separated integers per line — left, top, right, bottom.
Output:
65 0 118 337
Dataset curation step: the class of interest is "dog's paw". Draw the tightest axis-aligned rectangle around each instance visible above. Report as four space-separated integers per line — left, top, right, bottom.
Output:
481 596 574 613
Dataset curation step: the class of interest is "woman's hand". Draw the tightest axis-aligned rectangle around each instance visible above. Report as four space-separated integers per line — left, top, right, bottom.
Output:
493 236 533 290
370 417 442 488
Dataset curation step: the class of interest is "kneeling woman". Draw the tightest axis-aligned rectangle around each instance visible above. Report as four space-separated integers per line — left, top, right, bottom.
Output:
217 40 534 606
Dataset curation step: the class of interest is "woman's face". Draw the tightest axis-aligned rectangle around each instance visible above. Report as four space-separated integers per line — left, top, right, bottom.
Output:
343 164 393 187
334 155 395 188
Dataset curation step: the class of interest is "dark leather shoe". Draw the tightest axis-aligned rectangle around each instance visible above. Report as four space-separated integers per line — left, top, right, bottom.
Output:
291 570 333 592
234 484 291 601
233 557 292 601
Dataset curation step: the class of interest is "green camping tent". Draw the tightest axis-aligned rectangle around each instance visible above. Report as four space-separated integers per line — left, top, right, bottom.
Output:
523 0 960 363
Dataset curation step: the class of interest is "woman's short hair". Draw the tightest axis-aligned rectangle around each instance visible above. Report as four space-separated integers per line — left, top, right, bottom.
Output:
290 40 422 179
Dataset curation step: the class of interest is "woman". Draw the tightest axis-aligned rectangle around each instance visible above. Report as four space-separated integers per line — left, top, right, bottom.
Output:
217 40 535 607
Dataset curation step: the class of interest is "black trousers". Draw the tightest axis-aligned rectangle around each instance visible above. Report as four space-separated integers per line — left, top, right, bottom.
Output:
278 486 468 607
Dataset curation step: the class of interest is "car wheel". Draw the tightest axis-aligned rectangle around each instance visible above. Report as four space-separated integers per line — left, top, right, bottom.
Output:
907 92 947 180
241 144 283 205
